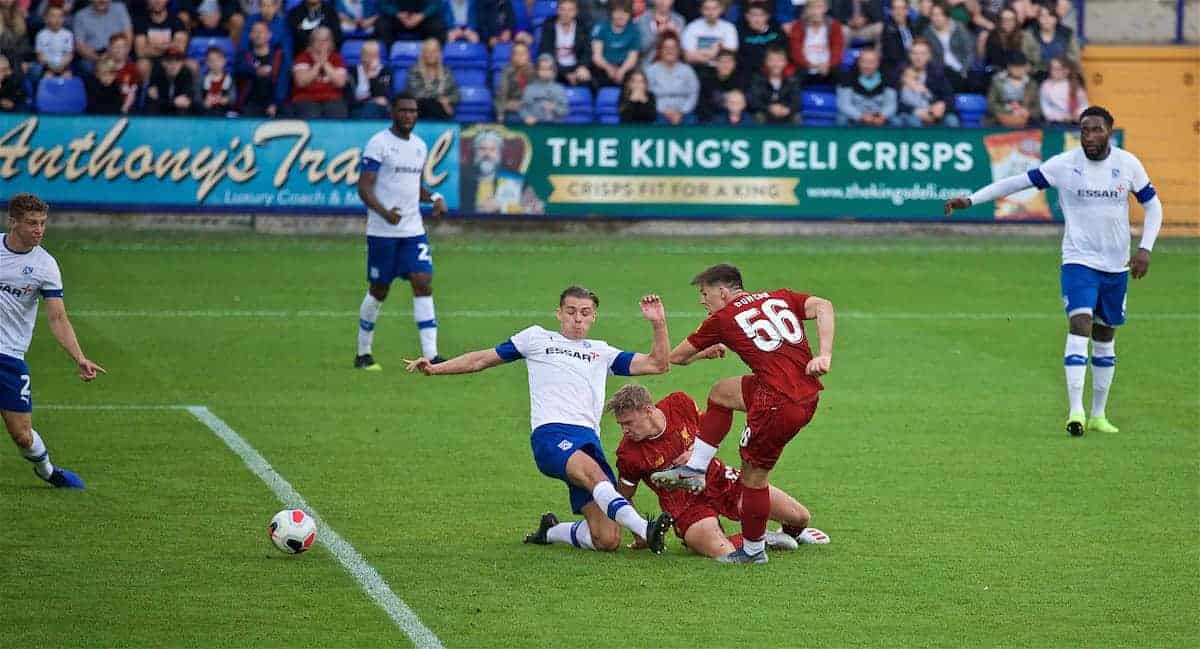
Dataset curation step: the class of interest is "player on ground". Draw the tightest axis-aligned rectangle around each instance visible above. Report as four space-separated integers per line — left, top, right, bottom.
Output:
944 106 1163 436
407 287 675 554
354 92 448 371
599 384 829 559
2 194 105 488
650 264 835 564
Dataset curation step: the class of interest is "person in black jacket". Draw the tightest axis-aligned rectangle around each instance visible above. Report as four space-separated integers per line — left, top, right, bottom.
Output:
829 0 884 45
537 0 591 85
349 39 392 118
617 68 656 123
235 20 289 117
748 46 799 124
288 0 342 52
696 47 744 123
736 1 786 77
880 0 916 79
0 53 27 112
891 38 957 126
144 46 195 115
86 56 126 114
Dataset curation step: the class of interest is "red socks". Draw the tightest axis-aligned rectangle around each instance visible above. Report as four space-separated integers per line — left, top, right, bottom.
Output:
699 399 733 446
740 485 770 542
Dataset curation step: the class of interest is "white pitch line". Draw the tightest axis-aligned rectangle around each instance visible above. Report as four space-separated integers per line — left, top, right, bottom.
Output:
185 406 444 649
70 309 1200 321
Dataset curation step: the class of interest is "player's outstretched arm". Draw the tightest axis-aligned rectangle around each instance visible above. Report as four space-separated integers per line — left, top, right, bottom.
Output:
627 295 670 375
43 298 106 382
804 296 835 377
943 173 1037 216
406 349 504 375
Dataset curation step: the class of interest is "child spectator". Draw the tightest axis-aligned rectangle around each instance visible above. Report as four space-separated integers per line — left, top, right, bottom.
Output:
618 67 656 123
242 0 293 62
644 32 698 124
34 5 72 80
0 53 26 111
405 36 458 119
736 0 786 77
106 33 140 111
716 87 750 125
443 0 479 42
145 46 194 114
86 55 126 113
495 40 532 122
985 50 1039 128
200 45 234 115
537 0 591 86
350 38 390 117
681 0 737 69
1039 55 1087 125
789 0 843 86
290 25 348 117
591 0 640 87
748 45 798 124
836 48 896 126
519 53 568 125
893 38 957 126
337 0 378 36
235 19 287 116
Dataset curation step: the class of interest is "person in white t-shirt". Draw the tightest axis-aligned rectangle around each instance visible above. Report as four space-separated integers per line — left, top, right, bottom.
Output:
681 0 737 68
354 93 448 371
945 106 1164 437
406 287 675 555
35 6 74 80
1 194 105 489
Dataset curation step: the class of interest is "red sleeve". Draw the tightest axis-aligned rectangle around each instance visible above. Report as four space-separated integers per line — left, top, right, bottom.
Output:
789 22 808 70
685 314 723 351
789 291 813 320
828 19 845 68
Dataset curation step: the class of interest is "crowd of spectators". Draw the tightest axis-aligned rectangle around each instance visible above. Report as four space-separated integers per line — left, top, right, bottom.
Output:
0 0 1089 127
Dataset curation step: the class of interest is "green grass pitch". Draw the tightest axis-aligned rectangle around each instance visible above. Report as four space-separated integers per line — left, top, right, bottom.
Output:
1 230 1197 648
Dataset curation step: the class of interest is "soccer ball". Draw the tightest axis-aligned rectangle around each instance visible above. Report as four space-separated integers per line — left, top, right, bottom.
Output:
268 509 317 554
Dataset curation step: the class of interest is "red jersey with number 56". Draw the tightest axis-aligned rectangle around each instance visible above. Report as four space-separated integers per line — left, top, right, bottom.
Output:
686 289 822 402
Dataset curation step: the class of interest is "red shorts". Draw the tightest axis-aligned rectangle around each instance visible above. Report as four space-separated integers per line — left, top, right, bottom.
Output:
739 375 819 470
671 464 742 538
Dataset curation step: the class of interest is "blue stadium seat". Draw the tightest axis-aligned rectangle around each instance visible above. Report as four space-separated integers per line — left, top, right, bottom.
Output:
492 69 504 89
565 86 593 122
532 0 557 25
35 76 87 114
565 86 592 108
285 0 302 10
390 41 422 67
562 112 593 124
391 66 409 93
800 90 837 124
595 86 619 116
490 42 514 71
188 36 234 63
598 114 620 124
842 46 862 70
955 93 987 127
443 41 488 70
450 67 488 87
341 39 383 67
458 85 492 109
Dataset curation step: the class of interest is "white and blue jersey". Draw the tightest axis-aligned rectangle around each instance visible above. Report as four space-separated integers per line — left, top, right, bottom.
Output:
0 236 64 412
1026 146 1156 326
495 325 636 513
360 128 433 285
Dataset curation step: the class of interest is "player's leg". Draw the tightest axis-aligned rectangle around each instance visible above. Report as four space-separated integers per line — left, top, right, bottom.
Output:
1062 264 1100 435
403 235 441 362
524 506 620 552
356 236 395 370
682 516 737 559
563 449 663 550
2 409 83 488
768 485 829 546
651 375 747 492
1087 270 1126 432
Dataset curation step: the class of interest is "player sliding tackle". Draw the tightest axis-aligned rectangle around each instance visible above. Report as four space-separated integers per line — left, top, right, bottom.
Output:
407 288 675 554
944 105 1163 437
651 264 835 564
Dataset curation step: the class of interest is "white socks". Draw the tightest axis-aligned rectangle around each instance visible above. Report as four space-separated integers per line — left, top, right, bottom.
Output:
743 538 766 555
21 429 53 479
1091 339 1116 417
686 438 719 472
547 520 594 550
358 294 382 355
591 481 648 539
1064 334 1089 414
413 296 438 359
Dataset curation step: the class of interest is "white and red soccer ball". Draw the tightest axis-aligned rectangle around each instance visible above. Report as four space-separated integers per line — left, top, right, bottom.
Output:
268 509 317 554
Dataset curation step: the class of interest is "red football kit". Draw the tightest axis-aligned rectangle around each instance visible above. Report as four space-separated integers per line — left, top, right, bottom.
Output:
616 392 743 537
686 289 823 470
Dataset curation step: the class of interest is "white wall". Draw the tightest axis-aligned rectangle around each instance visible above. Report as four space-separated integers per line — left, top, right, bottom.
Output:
1083 0 1199 44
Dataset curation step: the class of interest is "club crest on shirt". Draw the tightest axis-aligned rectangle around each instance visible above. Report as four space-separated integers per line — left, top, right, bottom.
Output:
21 266 33 276
1112 168 1120 178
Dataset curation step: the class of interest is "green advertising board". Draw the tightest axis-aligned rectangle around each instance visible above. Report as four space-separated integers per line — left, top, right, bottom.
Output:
457 124 1104 221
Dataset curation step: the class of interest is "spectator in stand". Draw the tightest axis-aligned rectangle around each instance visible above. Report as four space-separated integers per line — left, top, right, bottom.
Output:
911 0 932 33
737 0 786 77
290 25 348 117
980 6 1022 72
350 38 390 116
1024 3 1078 80
495 39 532 122
880 0 915 79
442 0 479 42
893 37 956 126
134 0 189 85
644 32 697 124
922 0 973 91
836 47 895 126
681 0 737 70
789 0 843 86
242 0 293 57
635 0 683 65
985 50 1038 128
618 67 656 123
235 19 287 116
145 46 194 114
1009 0 1038 30
829 0 883 47
519 53 568 124
1055 0 1077 34
33 0 77 30
73 0 132 74
288 0 342 52
697 47 742 122
337 0 379 36
0 0 30 74
591 0 640 87
192 0 229 37
537 0 591 86
0 53 24 111
86 55 125 112
107 32 140 110
377 0 445 45
1039 55 1087 125
673 0 700 22
33 5 72 81
483 0 528 48
716 87 750 125
405 36 458 118
578 0 613 28
748 45 798 124
199 45 233 115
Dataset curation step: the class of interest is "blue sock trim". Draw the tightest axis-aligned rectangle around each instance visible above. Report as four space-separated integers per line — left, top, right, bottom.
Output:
24 451 47 463
1091 356 1117 368
416 319 437 330
569 520 582 548
359 319 376 332
606 497 630 520
1064 354 1089 366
